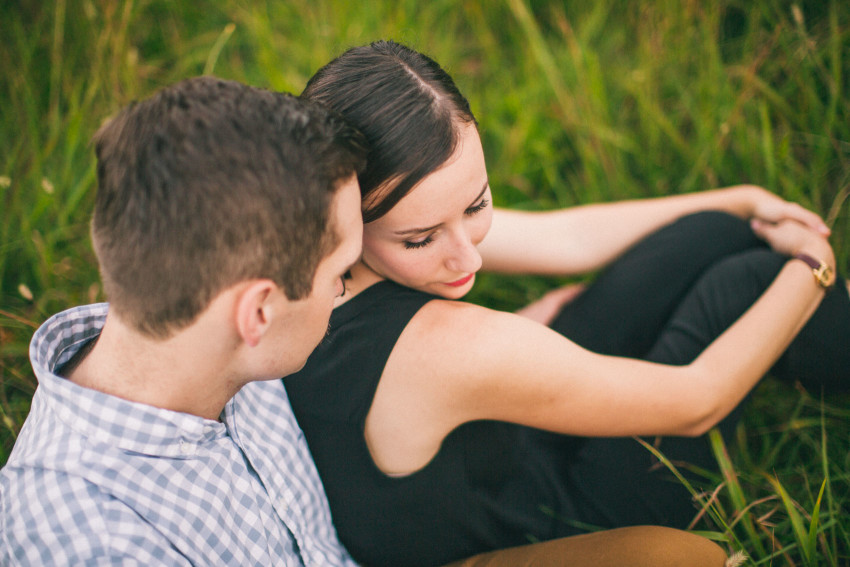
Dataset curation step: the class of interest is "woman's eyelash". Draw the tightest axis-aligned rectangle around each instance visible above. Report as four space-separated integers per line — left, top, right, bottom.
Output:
404 198 487 249
465 198 489 215
404 236 433 250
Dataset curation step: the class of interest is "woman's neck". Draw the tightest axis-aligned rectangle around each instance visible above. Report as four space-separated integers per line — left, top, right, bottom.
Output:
334 260 385 307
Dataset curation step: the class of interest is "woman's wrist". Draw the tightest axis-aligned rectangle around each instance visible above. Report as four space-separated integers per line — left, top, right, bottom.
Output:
714 185 762 219
791 252 836 289
790 235 836 290
733 184 769 217
792 236 835 267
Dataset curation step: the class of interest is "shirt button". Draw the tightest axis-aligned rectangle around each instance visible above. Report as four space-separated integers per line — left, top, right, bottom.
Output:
179 441 196 456
277 497 289 511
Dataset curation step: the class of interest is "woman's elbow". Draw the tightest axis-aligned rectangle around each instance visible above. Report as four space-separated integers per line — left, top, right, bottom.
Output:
681 418 715 438
670 368 737 437
674 394 727 437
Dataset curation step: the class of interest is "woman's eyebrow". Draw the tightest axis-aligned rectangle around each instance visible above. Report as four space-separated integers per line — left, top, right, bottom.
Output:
393 180 489 237
466 181 489 208
394 223 441 237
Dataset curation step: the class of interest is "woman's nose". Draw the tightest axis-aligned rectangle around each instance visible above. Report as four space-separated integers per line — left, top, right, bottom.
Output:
445 229 482 274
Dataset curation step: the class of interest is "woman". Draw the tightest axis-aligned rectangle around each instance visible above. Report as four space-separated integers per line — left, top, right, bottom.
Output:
284 40 850 567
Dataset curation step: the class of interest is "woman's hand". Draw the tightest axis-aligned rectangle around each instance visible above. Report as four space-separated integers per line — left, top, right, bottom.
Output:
515 283 586 326
750 217 835 267
741 185 831 237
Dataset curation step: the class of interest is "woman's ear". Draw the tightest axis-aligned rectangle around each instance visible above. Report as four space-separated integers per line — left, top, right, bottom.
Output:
234 280 277 347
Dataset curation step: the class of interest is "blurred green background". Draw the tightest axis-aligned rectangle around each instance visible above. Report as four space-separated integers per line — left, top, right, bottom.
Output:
2 1 849 563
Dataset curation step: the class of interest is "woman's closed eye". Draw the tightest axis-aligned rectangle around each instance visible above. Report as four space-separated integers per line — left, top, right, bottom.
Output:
402 192 488 250
465 198 489 216
404 235 434 250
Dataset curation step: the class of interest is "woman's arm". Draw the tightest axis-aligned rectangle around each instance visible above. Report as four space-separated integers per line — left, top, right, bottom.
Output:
367 220 833 475
479 185 830 275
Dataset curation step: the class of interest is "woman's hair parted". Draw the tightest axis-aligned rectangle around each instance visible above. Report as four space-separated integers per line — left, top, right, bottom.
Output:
92 77 367 338
301 40 477 223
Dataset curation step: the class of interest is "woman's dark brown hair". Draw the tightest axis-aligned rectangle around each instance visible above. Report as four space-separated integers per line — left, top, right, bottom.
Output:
302 40 477 223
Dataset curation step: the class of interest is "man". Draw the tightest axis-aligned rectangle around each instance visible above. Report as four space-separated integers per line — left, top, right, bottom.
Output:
0 76 365 565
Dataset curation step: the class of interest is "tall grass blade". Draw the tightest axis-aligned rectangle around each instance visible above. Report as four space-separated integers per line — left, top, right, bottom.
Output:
709 429 766 557
818 402 837 566
203 22 236 76
634 436 743 552
806 479 826 564
765 473 812 564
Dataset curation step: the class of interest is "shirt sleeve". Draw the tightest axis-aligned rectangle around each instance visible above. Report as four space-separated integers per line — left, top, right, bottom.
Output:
2 469 192 566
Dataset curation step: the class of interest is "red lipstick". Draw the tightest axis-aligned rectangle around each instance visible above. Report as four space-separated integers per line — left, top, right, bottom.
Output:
445 274 474 287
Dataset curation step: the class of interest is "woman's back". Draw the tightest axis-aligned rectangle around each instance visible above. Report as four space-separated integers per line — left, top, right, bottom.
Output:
284 281 572 567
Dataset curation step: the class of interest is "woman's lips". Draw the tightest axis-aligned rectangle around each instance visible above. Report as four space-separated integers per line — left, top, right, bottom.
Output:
444 274 474 287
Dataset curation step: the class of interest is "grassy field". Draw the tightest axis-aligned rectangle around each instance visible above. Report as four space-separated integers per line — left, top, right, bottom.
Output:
1 1 848 564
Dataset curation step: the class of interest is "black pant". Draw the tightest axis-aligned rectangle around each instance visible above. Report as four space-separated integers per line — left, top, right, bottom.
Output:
546 211 850 530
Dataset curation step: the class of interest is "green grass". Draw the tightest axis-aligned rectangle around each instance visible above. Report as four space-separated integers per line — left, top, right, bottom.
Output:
1 1 848 563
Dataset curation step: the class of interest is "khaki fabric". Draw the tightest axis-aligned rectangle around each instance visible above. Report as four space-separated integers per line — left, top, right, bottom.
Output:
441 526 727 567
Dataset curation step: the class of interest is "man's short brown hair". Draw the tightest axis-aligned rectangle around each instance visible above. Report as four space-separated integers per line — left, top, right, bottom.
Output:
91 77 366 337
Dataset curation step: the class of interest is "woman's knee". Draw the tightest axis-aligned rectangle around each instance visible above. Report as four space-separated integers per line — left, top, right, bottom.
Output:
623 211 763 280
697 248 786 304
646 249 786 365
440 526 729 567
667 211 756 248
607 526 729 567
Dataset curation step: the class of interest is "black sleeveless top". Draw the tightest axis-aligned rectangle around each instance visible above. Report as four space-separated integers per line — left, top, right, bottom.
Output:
284 281 580 567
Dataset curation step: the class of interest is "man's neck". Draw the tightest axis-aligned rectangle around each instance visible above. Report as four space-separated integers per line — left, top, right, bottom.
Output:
66 313 241 421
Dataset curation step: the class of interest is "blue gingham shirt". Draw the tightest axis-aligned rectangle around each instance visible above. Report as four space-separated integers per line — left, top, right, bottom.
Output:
0 304 358 566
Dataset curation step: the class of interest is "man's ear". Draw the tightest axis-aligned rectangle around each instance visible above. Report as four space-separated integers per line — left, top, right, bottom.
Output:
234 280 278 347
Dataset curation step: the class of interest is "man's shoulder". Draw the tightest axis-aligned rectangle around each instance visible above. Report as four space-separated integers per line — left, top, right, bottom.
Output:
237 377 293 419
1 460 115 523
1 415 137 531
231 379 307 457
1 460 188 566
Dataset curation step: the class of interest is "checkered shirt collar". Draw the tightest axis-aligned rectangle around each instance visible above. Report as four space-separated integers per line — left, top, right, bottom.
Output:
29 304 226 457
